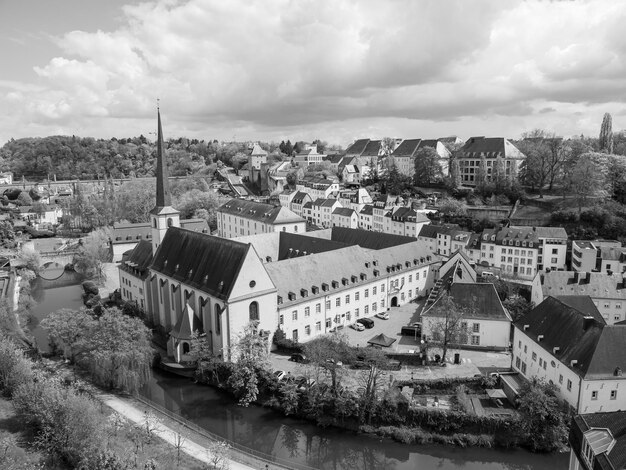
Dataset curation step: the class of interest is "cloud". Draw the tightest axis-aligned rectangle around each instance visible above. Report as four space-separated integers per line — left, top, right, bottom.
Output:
2 0 626 144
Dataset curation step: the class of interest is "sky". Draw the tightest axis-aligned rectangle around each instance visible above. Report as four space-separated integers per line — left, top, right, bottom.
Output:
1 0 626 147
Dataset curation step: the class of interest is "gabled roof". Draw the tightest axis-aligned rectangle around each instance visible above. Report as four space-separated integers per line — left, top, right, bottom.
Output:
218 199 303 225
333 207 356 217
481 226 540 244
418 223 463 239
345 139 370 156
329 227 415 250
151 227 250 300
343 165 359 173
515 296 626 379
170 302 202 340
555 295 604 323
573 412 626 470
120 239 153 280
362 140 382 156
461 137 525 159
518 226 568 239
277 231 345 260
359 205 374 216
391 139 421 157
249 143 268 156
423 282 510 321
291 191 310 204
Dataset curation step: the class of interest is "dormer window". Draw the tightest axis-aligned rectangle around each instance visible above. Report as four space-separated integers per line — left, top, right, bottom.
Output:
360 273 367 281
332 280 339 288
373 260 378 266
322 283 329 291
277 295 283 305
301 289 308 297
312 286 319 294
342 278 348 286
373 269 379 277
529 242 533 247
351 275 357 283
365 262 371 268
288 292 296 301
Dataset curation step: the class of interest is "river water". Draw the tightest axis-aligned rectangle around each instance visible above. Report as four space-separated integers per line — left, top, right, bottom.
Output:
33 284 569 470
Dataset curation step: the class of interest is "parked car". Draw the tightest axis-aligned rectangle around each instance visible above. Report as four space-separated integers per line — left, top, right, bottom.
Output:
357 318 375 328
325 358 343 367
352 360 371 370
289 353 309 364
375 312 390 320
350 322 365 331
273 370 286 381
381 359 401 371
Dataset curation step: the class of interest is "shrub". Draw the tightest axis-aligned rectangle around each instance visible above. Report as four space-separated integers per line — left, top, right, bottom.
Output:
0 338 33 397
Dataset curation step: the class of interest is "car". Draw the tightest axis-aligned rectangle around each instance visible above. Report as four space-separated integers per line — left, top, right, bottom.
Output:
325 358 343 367
352 360 371 370
350 322 365 331
375 312 389 320
273 370 286 381
289 353 309 364
357 318 375 328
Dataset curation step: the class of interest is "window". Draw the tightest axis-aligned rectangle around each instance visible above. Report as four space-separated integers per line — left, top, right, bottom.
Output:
539 358 543 367
316 321 321 331
373 286 377 295
471 336 480 345
336 298 341 307
305 325 311 335
551 257 558 264
591 390 598 400
305 307 310 317
292 329 298 341
409 275 412 283
532 352 537 361
372 303 377 312
472 323 480 333
524 345 527 353
567 379 572 391
365 289 369 298
345 295 350 304
521 362 527 374
315 303 321 313
611 390 617 400
518 340 521 349
215 305 222 335
249 302 259 321
364 305 369 314
326 300 331 309
292 310 298 321
325 318 331 328
355 292 360 301
279 314 284 325
515 356 521 368
381 284 385 292
559 374 563 384
355 308 359 318
543 361 547 370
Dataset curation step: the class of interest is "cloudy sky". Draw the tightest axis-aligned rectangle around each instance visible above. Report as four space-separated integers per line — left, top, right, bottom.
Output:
1 0 625 147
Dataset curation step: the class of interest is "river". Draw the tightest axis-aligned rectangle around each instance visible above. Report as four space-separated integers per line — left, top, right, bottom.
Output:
33 284 569 470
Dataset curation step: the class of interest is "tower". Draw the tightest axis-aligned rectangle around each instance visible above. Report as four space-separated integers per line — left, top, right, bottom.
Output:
150 107 180 254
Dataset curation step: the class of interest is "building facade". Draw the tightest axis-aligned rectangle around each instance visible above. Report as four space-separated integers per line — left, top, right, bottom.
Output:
217 199 306 238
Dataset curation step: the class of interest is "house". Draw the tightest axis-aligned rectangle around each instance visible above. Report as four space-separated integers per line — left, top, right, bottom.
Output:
295 177 340 200
421 256 511 350
417 223 466 256
382 206 431 238
457 136 526 187
325 154 347 173
572 239 626 274
535 271 626 325
569 411 626 470
512 295 626 413
216 199 306 238
247 144 268 190
332 207 358 229
479 226 540 279
0 172 13 185
289 191 312 218
344 139 383 171
342 165 360 184
337 188 373 212
308 198 342 228
359 205 373 231
391 139 452 178
523 226 568 271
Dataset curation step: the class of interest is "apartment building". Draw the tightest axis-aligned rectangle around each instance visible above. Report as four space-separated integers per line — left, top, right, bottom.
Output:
217 199 306 238
390 138 451 178
295 177 340 200
332 207 358 229
572 239 626 273
479 226 540 279
382 206 431 238
512 296 626 414
457 136 526 186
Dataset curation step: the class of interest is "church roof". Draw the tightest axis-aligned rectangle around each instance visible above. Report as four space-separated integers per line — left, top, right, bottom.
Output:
151 227 250 300
218 199 304 225
170 302 202 340
329 226 415 250
120 239 153 280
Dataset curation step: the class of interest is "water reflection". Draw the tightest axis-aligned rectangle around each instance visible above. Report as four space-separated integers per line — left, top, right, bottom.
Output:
141 370 568 470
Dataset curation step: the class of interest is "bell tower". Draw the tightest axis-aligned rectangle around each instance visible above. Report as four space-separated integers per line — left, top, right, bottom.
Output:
150 106 180 254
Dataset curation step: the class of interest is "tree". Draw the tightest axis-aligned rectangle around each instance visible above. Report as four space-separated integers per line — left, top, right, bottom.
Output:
173 188 224 230
73 227 112 282
437 198 467 217
83 308 153 393
303 332 354 397
502 295 532 322
383 162 410 195
570 153 609 213
227 322 269 406
381 137 397 156
475 156 488 193
492 155 507 192
115 179 155 223
599 112 614 154
15 191 32 207
41 308 98 362
413 147 442 186
517 378 569 452
607 155 626 203
448 158 461 189
426 293 472 363
0 221 16 249
355 347 389 424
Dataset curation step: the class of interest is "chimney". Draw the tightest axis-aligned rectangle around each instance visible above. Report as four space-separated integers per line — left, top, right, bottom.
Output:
582 316 594 330
537 335 544 342
553 347 560 355
571 360 578 367
523 325 530 331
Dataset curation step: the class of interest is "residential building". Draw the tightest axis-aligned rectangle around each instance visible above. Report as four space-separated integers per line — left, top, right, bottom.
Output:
292 146 325 166
535 271 626 325
382 206 430 238
479 226 540 279
422 253 511 350
307 198 342 228
295 177 340 200
390 138 452 178
512 296 626 413
342 165 360 184
417 223 468 257
337 188 373 212
572 239 626 274
332 207 358 229
569 411 626 470
527 226 568 271
0 172 13 185
289 191 312 218
217 199 306 238
457 136 526 187
372 195 404 233
344 139 383 171
359 205 373 231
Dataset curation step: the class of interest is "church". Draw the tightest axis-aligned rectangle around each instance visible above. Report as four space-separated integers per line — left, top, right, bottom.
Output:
119 111 440 362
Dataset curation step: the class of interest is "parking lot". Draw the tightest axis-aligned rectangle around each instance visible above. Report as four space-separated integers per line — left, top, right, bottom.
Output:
269 298 512 385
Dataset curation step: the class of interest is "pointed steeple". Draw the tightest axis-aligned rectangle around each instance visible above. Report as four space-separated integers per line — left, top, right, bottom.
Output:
155 108 172 208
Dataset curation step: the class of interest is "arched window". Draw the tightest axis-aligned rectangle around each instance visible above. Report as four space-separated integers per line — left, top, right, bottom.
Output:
153 218 157 228
182 342 190 354
167 218 173 227
215 304 221 335
249 301 259 321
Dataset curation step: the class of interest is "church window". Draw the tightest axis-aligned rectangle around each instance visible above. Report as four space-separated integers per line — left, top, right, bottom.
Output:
249 302 259 321
215 305 221 335
153 219 157 228
167 218 173 227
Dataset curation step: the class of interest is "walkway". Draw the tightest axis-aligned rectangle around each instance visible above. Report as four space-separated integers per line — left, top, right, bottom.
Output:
100 392 259 470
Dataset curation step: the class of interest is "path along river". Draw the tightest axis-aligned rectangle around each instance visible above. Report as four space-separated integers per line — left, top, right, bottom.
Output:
32 283 569 470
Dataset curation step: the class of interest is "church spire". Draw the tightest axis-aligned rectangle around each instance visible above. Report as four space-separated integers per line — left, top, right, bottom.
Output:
155 106 172 208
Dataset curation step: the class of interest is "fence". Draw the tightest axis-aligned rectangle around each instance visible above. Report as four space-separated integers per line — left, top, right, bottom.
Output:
134 394 319 470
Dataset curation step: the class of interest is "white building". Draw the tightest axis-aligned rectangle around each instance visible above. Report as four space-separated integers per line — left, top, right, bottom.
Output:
382 206 430 238
390 139 451 178
479 226 540 279
217 199 306 238
359 205 373 231
457 137 526 187
572 239 626 274
295 177 340 200
522 226 568 272
512 295 626 414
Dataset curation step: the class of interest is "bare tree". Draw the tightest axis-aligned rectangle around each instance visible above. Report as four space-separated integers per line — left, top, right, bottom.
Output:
426 293 472 363
205 441 231 470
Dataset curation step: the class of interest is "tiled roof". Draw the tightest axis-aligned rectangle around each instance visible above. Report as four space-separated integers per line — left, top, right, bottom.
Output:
424 282 510 321
343 165 359 173
418 223 462 239
362 140 381 156
391 139 421 157
345 139 370 155
542 272 626 300
329 227 416 250
277 231 345 260
515 296 626 379
120 239 153 280
151 227 250 300
554 296 604 323
481 226 540 245
467 233 482 250
249 144 267 156
522 226 568 239
574 412 626 470
218 199 303 224
170 303 202 340
112 219 208 245
333 207 356 217
291 191 310 205
600 246 626 262
419 139 439 149
461 137 525 159
360 205 374 216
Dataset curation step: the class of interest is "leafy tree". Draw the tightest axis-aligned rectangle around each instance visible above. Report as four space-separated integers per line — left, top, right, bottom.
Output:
173 188 224 230
15 191 32 206
599 112 614 154
381 137 397 156
355 347 389 424
227 322 269 406
84 308 153 393
426 293 472 363
115 179 156 223
0 221 16 249
73 227 112 282
475 156 488 193
413 147 442 185
607 155 626 203
437 198 467 217
286 170 299 187
304 332 354 397
570 152 609 213
41 308 98 362
517 378 569 452
0 337 33 397
502 295 532 322
383 163 411 195
448 158 461 189
493 155 507 192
